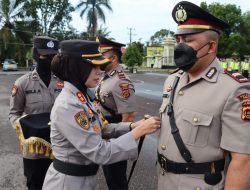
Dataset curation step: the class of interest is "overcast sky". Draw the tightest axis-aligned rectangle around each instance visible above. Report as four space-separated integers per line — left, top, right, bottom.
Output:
70 0 250 44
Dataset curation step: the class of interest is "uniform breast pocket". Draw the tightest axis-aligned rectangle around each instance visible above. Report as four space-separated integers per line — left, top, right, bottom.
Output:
181 109 213 147
26 93 43 104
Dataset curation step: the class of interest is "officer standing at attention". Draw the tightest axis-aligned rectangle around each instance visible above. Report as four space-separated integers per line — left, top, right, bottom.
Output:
9 36 61 190
42 40 160 190
157 1 250 190
95 36 136 190
242 58 249 79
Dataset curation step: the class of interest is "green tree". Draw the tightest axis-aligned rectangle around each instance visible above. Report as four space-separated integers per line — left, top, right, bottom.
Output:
149 29 174 46
122 42 143 68
200 2 244 58
24 0 74 36
0 0 32 64
241 11 250 58
76 0 113 38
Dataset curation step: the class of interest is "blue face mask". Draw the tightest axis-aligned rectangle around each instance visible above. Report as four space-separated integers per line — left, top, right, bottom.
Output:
174 42 210 71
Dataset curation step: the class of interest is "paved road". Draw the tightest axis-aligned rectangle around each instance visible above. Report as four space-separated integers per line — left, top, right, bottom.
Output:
0 71 168 190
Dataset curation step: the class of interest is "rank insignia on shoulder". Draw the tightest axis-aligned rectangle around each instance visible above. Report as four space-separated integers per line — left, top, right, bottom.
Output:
76 92 86 103
11 85 18 97
110 70 116 76
119 83 130 99
206 67 217 79
224 70 249 83
117 70 126 79
56 81 64 88
74 111 89 130
171 68 182 74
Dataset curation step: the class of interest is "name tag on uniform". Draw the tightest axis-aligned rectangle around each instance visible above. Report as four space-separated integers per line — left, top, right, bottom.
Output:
25 89 41 94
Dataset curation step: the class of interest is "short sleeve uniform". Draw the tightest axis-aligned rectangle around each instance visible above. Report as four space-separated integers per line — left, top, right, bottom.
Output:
9 68 63 127
157 58 250 190
96 65 136 117
42 82 138 190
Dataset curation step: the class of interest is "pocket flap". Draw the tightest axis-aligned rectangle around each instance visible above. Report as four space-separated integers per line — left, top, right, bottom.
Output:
182 109 213 126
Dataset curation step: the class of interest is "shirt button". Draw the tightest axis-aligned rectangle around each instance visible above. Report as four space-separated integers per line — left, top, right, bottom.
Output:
193 117 198 123
195 187 201 190
101 81 104 84
161 145 166 150
178 91 184 96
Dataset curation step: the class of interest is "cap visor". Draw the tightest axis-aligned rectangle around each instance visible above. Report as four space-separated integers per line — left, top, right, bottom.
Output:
37 49 58 55
86 56 110 65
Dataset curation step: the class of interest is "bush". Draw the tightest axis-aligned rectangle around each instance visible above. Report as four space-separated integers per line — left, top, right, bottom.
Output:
122 42 143 68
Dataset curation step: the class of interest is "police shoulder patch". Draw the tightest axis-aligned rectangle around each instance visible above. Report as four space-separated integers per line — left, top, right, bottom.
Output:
74 111 89 130
241 101 250 122
224 70 249 83
11 85 18 97
237 93 250 122
76 92 86 103
119 82 130 99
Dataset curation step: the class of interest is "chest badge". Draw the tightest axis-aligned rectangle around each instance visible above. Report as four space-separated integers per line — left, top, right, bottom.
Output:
166 85 172 92
93 124 101 134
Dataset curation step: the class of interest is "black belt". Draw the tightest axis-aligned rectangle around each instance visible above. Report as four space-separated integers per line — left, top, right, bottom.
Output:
158 152 225 174
105 115 122 123
53 158 99 176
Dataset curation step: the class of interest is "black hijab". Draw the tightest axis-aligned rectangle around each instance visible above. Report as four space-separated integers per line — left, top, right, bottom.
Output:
51 54 94 93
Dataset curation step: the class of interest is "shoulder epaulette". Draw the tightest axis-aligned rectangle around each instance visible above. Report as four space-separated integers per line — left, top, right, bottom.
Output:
224 70 249 83
110 70 116 76
171 68 184 75
117 70 126 79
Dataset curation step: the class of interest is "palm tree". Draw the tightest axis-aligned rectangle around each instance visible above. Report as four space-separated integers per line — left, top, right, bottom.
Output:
76 0 113 38
0 0 31 63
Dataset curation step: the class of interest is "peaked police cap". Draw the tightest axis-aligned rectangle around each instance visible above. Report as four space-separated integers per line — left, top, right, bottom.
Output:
60 40 110 65
33 36 59 55
96 36 125 53
172 1 230 35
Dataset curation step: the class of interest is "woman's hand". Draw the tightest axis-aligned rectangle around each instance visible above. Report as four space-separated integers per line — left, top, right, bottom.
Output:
131 116 161 140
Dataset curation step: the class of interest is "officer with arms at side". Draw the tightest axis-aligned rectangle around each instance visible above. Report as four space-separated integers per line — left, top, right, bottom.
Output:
95 36 136 190
157 1 250 190
9 36 61 190
42 40 160 190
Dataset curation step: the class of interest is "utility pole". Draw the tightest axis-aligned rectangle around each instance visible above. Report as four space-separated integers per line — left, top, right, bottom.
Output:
127 27 135 43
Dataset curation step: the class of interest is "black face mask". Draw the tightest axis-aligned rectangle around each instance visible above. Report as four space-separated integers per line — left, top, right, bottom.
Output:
100 61 111 71
174 42 210 71
37 58 52 71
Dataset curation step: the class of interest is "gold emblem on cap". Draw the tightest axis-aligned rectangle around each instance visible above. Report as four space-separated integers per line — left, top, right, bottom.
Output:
175 5 187 22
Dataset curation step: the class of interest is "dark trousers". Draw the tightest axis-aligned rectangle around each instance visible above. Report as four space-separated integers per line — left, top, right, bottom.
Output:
103 160 128 190
242 70 249 79
23 158 52 190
